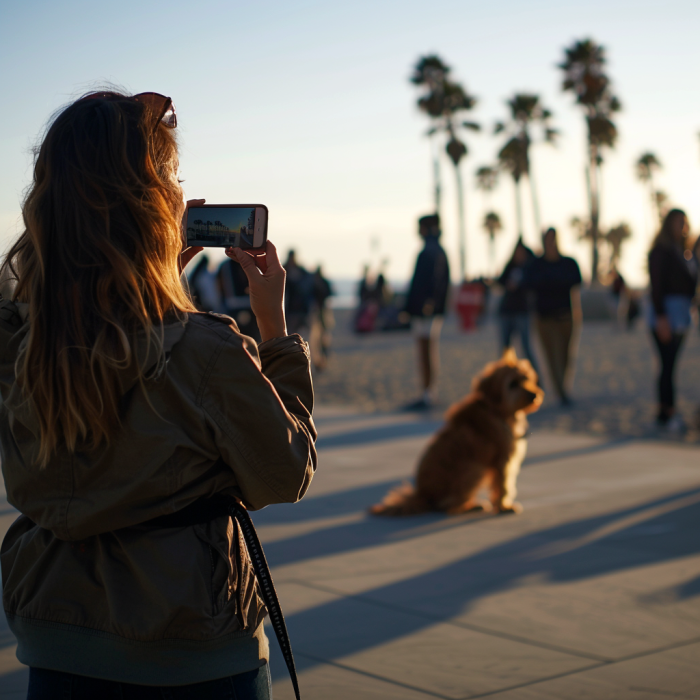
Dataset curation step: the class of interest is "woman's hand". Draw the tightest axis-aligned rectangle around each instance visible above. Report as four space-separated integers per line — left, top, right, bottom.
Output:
228 241 287 342
655 315 672 344
178 199 205 274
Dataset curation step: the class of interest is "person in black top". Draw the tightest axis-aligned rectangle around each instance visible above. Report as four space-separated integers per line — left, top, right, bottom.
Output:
284 249 313 336
524 227 582 405
404 214 450 410
497 238 539 374
647 209 698 431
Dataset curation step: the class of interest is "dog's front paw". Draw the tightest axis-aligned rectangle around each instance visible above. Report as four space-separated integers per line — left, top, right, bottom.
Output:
497 502 523 515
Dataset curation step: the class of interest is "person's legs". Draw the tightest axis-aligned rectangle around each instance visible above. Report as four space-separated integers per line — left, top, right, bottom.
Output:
28 668 75 699
418 336 432 392
557 317 575 402
408 317 442 408
228 664 272 700
28 665 273 700
499 314 515 353
514 314 539 375
536 316 564 399
652 331 685 422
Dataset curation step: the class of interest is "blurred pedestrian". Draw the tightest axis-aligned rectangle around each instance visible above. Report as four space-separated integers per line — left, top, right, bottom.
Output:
188 254 222 313
525 227 582 405
497 238 538 373
404 214 450 410
354 265 377 333
309 265 334 370
218 256 260 341
284 250 313 337
647 209 697 432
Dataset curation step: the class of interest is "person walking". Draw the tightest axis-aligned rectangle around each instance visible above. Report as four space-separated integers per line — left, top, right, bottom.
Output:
525 227 582 405
497 237 539 373
404 214 450 410
647 209 697 432
0 90 316 699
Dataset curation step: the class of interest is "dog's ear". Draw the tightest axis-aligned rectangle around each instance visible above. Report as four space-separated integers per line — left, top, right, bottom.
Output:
501 347 518 366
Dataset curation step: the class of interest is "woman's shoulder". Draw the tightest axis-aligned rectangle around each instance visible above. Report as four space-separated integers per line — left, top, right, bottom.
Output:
181 312 260 366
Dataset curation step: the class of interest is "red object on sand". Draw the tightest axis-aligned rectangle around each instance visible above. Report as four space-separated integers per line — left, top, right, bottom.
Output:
455 281 484 331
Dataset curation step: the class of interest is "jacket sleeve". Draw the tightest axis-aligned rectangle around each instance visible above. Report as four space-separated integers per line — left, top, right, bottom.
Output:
200 328 317 511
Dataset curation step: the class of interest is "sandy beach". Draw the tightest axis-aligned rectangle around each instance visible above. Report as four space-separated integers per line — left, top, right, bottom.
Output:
314 309 700 441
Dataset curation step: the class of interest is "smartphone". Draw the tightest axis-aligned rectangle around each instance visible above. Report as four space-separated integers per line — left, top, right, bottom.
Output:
186 204 268 249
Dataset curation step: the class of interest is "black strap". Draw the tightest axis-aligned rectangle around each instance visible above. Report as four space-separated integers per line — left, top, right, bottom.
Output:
224 499 301 700
143 496 301 699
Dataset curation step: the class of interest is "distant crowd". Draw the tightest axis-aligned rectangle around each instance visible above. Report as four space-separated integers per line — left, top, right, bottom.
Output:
350 209 697 434
188 250 334 370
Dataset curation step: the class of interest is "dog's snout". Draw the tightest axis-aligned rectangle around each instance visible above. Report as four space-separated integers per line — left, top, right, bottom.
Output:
525 390 538 402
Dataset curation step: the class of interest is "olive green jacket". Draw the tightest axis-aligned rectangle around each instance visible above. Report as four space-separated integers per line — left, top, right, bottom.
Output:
0 300 317 685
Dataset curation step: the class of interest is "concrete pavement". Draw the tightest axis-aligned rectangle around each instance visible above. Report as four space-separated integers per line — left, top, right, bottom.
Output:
0 405 699 698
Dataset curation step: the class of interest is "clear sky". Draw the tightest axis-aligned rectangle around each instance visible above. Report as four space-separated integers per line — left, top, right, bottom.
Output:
1 0 699 286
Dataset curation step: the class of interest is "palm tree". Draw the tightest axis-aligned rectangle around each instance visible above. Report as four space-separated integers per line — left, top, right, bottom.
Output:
475 165 499 195
411 55 451 217
654 190 670 222
636 152 662 224
559 39 622 284
482 211 503 272
412 56 480 280
605 223 632 267
495 94 557 237
497 135 529 245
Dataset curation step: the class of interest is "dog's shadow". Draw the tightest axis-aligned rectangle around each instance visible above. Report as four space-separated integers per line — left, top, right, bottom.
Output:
256 484 495 569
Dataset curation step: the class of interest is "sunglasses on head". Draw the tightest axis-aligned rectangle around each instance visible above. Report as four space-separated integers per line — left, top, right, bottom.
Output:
80 91 177 131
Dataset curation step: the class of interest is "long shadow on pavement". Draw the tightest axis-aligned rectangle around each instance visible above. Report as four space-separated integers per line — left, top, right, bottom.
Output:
272 486 700 670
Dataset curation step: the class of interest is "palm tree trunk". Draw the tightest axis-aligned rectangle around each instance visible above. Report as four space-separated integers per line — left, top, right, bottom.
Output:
528 168 542 236
455 163 466 280
588 144 600 285
514 177 524 243
431 134 442 217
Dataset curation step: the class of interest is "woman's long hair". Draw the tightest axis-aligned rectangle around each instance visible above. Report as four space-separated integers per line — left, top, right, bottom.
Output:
652 208 689 251
505 236 534 268
1 90 196 466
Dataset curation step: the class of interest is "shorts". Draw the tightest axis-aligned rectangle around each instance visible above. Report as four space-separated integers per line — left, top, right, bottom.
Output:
411 316 444 339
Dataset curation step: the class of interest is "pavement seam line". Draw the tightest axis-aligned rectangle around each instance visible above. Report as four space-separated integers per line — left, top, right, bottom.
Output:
293 651 453 699
452 636 700 699
454 662 607 699
288 579 610 662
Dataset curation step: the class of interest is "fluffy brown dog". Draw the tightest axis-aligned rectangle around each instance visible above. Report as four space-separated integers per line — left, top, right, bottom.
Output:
371 348 543 516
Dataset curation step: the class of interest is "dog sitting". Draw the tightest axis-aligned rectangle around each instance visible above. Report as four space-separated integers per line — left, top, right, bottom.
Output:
370 348 543 516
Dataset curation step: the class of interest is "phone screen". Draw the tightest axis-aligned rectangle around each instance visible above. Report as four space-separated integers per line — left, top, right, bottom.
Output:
186 205 267 248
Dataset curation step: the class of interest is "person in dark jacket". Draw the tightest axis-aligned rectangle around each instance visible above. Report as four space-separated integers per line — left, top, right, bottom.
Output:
647 208 698 432
524 227 582 405
404 214 450 410
497 238 538 374
284 250 313 337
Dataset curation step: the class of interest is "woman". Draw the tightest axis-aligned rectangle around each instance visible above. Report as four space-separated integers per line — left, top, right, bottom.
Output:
647 208 697 432
524 227 582 406
497 237 538 374
0 91 316 698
